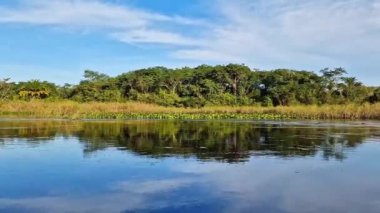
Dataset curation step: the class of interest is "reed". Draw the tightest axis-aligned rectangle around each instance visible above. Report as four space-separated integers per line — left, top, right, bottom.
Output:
0 100 379 120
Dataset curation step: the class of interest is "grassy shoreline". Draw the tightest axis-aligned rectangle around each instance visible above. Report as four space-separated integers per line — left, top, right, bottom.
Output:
0 100 379 120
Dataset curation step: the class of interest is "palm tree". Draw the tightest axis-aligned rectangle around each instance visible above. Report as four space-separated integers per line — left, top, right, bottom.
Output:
341 77 363 102
18 80 52 99
0 78 11 101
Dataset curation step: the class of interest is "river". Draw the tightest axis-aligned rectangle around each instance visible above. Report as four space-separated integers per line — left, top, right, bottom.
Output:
0 120 379 212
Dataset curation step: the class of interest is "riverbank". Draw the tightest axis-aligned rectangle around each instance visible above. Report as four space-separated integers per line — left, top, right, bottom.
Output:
0 100 379 120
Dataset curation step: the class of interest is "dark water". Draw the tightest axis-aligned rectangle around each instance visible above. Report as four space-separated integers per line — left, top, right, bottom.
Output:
0 120 380 213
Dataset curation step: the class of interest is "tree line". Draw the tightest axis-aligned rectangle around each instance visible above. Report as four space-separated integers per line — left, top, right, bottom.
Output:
1 64 380 107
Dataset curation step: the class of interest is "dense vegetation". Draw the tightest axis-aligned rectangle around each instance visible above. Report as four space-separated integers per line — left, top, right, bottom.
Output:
1 64 379 107
1 101 379 120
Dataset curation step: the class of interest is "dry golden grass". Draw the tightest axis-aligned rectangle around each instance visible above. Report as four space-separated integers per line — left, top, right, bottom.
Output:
0 100 379 120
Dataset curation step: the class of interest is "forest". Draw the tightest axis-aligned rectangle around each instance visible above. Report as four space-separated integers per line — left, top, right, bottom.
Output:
1 64 379 107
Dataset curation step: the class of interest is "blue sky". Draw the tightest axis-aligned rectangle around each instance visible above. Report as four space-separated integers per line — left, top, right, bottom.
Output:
0 0 379 85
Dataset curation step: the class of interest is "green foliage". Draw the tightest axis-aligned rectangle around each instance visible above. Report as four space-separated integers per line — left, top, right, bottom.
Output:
207 93 239 106
261 96 273 107
4 65 378 107
69 71 122 102
17 80 58 100
369 87 380 103
180 97 206 108
0 78 12 101
133 91 182 107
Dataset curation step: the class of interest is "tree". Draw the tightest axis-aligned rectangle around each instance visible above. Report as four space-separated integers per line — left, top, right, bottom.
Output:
1 65 374 107
17 80 57 99
159 69 184 94
340 77 367 103
0 78 12 101
70 71 121 102
320 67 347 82
368 87 380 103
83 70 109 82
319 68 348 103
224 64 251 97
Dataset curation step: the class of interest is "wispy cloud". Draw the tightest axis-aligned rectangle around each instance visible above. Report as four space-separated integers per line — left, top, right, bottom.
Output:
0 0 380 84
0 178 196 212
173 0 380 70
0 0 202 46
113 178 194 194
111 30 200 46
2 0 379 58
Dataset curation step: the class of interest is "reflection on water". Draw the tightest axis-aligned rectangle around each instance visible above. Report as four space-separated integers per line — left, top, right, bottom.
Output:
0 120 380 212
1 120 378 161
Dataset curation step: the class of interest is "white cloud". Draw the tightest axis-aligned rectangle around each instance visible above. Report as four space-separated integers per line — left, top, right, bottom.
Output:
111 29 199 46
1 0 380 84
173 0 380 73
0 0 202 46
2 0 380 59
0 0 159 28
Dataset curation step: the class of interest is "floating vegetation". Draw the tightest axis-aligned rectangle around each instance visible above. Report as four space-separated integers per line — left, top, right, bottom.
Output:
82 112 291 120
0 100 379 120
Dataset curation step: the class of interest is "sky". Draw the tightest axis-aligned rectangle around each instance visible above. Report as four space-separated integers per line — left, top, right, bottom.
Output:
0 0 379 86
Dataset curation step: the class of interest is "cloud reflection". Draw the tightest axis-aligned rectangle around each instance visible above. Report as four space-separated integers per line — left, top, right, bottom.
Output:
171 148 380 213
0 178 197 212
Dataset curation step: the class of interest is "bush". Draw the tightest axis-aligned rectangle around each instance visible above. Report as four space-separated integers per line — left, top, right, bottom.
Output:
369 88 380 103
261 96 273 107
207 93 238 105
180 97 206 108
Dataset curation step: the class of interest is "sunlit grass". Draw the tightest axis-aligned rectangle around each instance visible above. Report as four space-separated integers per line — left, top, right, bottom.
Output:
0 100 379 120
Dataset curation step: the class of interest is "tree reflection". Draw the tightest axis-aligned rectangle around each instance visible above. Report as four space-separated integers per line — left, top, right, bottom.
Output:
0 120 378 162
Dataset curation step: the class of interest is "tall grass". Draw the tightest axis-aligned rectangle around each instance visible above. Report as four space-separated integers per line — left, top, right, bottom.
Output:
0 100 379 120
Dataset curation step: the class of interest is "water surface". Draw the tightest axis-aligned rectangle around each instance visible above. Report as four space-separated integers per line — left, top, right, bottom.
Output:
0 120 380 212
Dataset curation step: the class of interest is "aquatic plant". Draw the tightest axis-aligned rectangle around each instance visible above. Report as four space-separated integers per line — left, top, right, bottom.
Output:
0 100 379 120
